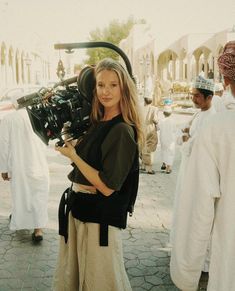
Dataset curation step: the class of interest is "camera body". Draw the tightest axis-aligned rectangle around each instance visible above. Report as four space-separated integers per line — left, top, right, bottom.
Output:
18 66 95 145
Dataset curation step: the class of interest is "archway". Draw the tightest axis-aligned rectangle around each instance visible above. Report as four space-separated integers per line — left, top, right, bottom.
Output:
15 50 20 84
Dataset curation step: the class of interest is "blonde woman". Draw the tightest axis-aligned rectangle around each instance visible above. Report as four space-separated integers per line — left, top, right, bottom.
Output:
53 58 143 291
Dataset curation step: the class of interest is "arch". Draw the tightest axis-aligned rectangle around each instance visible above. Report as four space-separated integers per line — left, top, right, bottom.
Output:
7 46 15 86
178 48 187 60
21 51 25 83
15 49 20 84
8 46 14 66
0 42 8 87
150 51 154 76
158 49 179 81
192 46 212 78
1 42 7 65
24 52 32 84
214 45 224 81
216 45 224 55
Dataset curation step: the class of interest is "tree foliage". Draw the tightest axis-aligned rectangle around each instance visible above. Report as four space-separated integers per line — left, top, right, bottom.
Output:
83 16 146 65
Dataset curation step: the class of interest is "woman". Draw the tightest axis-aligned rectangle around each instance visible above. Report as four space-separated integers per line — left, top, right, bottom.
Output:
53 58 143 291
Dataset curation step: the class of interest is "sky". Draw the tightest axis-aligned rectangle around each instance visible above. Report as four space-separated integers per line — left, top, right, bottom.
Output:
1 0 235 58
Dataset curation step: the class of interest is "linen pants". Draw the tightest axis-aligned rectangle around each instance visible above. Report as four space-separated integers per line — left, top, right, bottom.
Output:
53 213 132 291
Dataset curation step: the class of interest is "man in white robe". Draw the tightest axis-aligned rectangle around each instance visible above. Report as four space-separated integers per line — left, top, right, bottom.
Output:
140 97 158 174
158 106 176 174
170 76 216 246
212 83 226 112
170 40 235 291
0 102 49 242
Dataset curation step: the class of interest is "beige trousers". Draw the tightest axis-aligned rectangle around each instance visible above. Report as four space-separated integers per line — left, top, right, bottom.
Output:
53 213 132 291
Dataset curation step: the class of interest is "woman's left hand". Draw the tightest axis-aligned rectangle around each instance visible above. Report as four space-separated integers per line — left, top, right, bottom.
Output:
55 141 77 160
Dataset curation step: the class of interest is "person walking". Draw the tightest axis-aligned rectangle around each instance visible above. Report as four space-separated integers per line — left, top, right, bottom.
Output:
170 41 235 291
53 58 143 291
0 98 49 242
157 106 176 174
152 78 162 107
140 96 158 174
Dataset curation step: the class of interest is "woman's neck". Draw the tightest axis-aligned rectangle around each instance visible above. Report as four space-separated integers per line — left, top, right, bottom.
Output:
102 109 121 121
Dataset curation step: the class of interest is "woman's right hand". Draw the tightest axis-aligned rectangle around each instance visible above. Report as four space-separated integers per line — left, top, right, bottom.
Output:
55 141 77 160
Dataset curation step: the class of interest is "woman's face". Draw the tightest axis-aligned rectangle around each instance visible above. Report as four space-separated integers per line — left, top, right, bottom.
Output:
96 69 122 111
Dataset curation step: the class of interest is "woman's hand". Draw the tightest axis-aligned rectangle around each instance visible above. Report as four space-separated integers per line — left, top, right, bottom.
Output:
55 141 114 196
55 141 77 160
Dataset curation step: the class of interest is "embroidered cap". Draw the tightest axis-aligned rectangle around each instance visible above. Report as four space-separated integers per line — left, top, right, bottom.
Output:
193 75 214 92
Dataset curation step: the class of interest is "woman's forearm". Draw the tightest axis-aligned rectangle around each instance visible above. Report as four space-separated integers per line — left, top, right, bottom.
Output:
71 152 114 196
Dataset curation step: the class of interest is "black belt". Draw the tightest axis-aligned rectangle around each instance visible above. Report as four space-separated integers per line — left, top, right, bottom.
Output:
58 187 73 243
58 188 109 246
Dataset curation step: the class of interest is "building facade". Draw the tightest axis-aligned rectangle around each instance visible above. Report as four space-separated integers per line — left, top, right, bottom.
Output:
120 25 235 99
0 39 51 90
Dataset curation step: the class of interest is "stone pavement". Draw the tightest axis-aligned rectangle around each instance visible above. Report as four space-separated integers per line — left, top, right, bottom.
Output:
0 113 208 291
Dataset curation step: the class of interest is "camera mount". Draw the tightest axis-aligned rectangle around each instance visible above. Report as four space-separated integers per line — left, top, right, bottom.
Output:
54 41 133 79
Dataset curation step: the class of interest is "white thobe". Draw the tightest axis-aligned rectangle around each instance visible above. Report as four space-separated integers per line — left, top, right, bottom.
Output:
170 107 216 245
158 116 176 165
212 94 226 112
222 90 235 109
0 108 49 230
141 104 158 168
170 109 235 291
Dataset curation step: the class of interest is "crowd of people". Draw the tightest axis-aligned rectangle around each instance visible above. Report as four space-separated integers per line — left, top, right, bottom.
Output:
0 40 234 290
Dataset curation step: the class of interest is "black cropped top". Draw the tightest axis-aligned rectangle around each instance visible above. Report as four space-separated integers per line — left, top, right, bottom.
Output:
68 115 137 191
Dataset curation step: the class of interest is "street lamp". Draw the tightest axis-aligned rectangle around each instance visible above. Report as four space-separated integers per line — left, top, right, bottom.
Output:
56 59 65 81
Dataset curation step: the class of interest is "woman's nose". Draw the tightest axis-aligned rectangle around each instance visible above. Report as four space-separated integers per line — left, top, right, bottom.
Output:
103 86 110 94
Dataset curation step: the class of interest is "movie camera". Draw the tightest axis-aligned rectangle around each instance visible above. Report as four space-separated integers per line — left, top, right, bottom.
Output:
17 42 133 146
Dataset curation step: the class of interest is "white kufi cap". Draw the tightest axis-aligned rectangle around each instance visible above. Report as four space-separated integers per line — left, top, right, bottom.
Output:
193 76 214 92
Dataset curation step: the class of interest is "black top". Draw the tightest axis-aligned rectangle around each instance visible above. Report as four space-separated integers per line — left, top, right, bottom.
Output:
59 114 140 246
68 115 137 190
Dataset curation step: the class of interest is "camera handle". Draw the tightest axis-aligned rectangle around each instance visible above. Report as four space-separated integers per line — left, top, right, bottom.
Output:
54 41 133 80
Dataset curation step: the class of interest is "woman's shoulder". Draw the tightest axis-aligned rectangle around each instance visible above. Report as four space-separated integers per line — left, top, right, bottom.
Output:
111 121 135 138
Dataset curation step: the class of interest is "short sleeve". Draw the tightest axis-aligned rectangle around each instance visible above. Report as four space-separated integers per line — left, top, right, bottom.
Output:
99 122 137 190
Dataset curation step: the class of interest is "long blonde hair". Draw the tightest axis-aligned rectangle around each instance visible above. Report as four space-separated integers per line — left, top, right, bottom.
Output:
91 58 143 145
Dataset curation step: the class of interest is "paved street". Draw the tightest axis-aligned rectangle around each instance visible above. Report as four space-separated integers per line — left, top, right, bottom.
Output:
0 112 208 291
